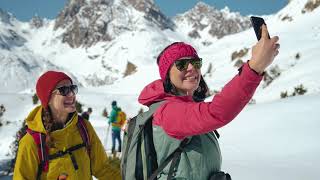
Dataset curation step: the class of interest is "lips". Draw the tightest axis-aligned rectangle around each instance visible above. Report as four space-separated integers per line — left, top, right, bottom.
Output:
64 100 75 106
183 75 199 82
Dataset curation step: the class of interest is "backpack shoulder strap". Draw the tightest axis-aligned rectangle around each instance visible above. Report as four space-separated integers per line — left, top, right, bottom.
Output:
26 128 49 180
148 137 191 180
76 115 91 155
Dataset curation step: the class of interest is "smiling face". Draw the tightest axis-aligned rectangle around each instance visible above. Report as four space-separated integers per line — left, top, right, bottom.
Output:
48 79 76 115
169 57 201 96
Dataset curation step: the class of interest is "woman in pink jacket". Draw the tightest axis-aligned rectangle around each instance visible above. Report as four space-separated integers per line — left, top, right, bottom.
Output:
137 25 279 179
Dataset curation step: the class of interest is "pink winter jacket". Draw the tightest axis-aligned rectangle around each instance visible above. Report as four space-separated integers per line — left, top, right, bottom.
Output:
138 62 263 140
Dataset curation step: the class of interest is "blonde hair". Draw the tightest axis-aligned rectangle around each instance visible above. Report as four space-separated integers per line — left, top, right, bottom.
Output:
42 108 54 147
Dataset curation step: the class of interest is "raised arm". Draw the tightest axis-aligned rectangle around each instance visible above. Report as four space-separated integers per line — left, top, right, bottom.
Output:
154 62 263 139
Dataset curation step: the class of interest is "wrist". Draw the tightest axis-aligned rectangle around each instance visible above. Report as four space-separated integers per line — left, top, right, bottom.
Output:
248 60 264 75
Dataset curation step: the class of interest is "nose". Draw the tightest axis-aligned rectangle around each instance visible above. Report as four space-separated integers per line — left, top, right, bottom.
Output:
66 89 75 97
186 62 196 71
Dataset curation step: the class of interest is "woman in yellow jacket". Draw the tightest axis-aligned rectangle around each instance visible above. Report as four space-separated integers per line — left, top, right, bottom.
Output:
13 71 121 180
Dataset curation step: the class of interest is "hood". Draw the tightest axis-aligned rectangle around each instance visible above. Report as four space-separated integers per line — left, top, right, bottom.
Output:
25 105 47 133
26 105 78 134
138 79 193 106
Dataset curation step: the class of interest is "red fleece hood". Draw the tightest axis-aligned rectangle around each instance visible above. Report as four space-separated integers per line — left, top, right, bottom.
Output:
138 79 193 106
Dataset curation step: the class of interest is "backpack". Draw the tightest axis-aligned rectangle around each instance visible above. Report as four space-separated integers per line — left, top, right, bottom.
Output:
25 115 91 180
121 101 193 180
117 110 126 127
112 109 126 128
121 101 221 180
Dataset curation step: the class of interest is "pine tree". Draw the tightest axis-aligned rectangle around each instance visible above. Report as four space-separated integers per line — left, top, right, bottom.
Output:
76 101 83 113
0 104 6 127
32 93 39 105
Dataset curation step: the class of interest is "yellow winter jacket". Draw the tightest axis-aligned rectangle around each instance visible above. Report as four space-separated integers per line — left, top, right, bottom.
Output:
13 105 121 180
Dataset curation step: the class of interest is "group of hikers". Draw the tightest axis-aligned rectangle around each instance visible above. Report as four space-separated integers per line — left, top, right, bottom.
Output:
12 25 280 180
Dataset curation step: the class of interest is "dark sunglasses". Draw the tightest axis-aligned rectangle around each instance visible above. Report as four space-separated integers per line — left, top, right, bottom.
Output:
55 85 78 96
174 58 202 71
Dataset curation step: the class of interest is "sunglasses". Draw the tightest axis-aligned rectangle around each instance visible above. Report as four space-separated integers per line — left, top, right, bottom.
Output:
174 58 202 71
54 85 78 96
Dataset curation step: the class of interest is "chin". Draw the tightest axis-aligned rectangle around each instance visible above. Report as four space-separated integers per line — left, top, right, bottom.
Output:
65 106 76 113
184 85 198 92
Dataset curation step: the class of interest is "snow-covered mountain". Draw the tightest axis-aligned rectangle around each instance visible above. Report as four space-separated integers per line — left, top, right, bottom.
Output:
0 0 178 91
198 0 320 103
173 2 251 45
0 10 63 93
0 0 319 116
0 0 258 92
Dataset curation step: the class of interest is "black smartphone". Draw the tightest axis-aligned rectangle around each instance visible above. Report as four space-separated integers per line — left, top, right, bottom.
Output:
250 16 270 40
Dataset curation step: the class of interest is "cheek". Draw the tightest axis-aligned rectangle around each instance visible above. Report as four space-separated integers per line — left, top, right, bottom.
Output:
169 68 183 83
49 96 62 107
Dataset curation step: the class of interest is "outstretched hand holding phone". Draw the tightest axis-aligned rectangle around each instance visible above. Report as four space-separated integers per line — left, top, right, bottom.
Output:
249 20 280 74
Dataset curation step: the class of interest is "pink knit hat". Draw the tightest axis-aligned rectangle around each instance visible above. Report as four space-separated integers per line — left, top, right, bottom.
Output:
157 42 199 81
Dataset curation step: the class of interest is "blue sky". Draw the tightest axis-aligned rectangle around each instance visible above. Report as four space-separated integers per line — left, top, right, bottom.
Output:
155 0 288 17
0 0 288 22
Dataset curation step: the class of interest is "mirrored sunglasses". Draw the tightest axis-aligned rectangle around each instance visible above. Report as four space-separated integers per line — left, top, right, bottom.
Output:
55 85 78 96
174 58 202 71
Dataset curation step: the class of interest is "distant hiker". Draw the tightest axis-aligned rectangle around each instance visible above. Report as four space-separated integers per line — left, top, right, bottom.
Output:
81 107 93 120
108 100 126 154
13 71 120 180
102 107 109 118
122 28 280 179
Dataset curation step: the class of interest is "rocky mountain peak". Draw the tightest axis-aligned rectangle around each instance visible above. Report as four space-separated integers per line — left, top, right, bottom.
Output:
193 1 215 14
126 0 154 11
0 9 14 25
54 0 173 48
174 1 251 40
30 15 44 28
124 0 174 30
54 0 110 48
